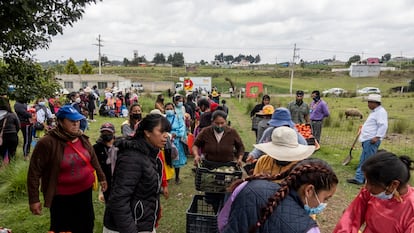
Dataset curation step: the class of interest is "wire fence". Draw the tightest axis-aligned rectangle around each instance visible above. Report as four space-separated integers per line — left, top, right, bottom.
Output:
320 117 414 159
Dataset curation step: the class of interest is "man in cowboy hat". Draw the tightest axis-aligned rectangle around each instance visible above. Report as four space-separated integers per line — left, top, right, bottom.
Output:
253 126 315 180
246 107 307 163
347 94 388 185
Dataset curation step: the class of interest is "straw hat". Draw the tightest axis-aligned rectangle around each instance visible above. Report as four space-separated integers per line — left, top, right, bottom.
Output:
367 94 381 103
254 126 315 161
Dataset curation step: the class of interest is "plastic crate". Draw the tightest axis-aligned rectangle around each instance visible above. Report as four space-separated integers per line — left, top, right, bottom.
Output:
195 160 242 193
306 138 316 145
186 195 223 233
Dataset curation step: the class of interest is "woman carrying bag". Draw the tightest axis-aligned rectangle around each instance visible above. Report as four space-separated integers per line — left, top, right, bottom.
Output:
27 105 107 233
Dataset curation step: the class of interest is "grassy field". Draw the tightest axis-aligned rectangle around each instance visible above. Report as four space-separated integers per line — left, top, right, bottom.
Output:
1 68 414 232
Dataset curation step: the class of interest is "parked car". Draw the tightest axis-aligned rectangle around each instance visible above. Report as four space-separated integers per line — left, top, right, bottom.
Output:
131 82 144 92
357 87 380 95
322 88 347 97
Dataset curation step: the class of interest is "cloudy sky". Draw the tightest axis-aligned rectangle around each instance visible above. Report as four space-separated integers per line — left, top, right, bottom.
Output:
34 0 414 64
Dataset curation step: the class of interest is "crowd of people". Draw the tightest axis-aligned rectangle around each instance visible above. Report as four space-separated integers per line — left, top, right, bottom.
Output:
0 85 411 232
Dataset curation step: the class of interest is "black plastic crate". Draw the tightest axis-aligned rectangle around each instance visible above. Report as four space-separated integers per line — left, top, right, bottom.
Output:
306 138 316 145
186 195 223 233
195 160 242 193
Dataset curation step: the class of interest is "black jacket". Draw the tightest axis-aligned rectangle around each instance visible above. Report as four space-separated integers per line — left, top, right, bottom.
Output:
104 137 162 233
14 101 32 125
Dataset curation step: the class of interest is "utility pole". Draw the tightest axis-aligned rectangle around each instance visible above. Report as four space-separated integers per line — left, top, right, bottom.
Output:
289 43 300 95
93 34 104 75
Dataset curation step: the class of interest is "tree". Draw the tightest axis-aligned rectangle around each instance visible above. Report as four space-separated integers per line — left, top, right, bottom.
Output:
199 60 207 65
65 58 79 74
347 55 361 66
382 53 392 62
80 59 93 74
152 53 166 64
171 52 185 67
123 58 130 67
0 0 99 99
0 57 61 101
246 55 255 63
255 54 261 64
101 55 110 66
0 0 100 57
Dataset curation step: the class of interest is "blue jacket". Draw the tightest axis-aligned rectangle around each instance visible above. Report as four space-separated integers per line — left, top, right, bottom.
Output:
222 180 317 233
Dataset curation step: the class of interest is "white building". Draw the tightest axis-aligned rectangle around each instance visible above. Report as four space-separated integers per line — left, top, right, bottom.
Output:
349 63 381 77
56 74 131 94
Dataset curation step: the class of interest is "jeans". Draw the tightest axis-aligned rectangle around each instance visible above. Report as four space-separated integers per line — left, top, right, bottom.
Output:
354 140 381 183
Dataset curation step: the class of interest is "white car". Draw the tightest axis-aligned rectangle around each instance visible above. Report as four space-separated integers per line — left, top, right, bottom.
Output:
357 87 380 95
131 82 144 92
322 88 347 96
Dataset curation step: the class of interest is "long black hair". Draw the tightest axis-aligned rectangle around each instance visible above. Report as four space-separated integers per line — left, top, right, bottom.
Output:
133 113 171 139
362 150 414 187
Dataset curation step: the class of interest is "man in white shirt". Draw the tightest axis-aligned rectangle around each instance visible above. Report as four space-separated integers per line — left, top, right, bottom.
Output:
347 94 388 185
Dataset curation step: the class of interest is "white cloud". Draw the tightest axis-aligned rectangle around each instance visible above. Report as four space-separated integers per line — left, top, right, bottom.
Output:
34 0 414 63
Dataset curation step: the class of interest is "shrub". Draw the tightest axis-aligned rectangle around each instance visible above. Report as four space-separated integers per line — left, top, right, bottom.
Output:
391 119 408 134
0 161 29 203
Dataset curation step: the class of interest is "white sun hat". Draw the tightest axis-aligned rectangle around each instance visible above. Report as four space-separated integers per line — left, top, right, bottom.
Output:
254 126 315 161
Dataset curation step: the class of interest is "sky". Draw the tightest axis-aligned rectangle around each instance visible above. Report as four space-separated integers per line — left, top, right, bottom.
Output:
34 0 414 64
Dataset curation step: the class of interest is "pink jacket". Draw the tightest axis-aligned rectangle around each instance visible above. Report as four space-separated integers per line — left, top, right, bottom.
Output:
334 186 414 233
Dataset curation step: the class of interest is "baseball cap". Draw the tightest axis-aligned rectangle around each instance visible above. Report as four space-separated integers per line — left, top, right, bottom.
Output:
56 105 85 121
100 122 115 133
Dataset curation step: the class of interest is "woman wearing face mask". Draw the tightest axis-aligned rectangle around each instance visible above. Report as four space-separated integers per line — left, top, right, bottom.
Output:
220 158 338 233
334 150 414 233
121 103 142 137
103 114 170 233
164 103 187 184
93 122 118 203
193 110 245 166
34 97 53 138
173 95 186 120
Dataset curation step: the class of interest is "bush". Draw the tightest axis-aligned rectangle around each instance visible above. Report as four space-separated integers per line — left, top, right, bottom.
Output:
0 161 29 203
391 119 409 134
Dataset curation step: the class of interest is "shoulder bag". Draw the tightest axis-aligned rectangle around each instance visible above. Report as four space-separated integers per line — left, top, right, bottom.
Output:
67 142 99 191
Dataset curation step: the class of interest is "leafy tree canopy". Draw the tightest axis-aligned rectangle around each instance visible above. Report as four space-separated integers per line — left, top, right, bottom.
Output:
347 55 361 66
0 0 99 56
65 58 79 74
0 0 99 100
0 57 61 101
81 59 93 74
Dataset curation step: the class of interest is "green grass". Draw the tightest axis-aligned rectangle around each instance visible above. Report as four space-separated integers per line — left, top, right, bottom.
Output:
1 68 414 232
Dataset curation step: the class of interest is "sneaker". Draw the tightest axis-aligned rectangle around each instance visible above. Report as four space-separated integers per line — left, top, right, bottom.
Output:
346 178 364 185
175 178 182 185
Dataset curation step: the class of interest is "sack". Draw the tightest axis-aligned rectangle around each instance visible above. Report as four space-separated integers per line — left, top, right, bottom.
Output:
34 122 44 130
92 170 99 191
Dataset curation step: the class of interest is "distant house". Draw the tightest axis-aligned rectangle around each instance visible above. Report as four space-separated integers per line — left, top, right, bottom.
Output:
56 74 131 94
349 63 381 77
366 58 380 64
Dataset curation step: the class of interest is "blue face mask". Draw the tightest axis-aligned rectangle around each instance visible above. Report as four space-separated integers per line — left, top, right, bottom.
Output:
38 101 46 106
165 110 175 116
371 187 394 200
304 190 327 215
176 102 183 108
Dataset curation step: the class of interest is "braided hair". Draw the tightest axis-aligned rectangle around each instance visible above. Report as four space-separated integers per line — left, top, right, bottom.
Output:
241 158 338 233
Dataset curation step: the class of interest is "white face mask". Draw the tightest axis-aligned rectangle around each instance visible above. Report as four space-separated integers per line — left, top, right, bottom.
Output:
371 186 395 200
75 97 81 103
